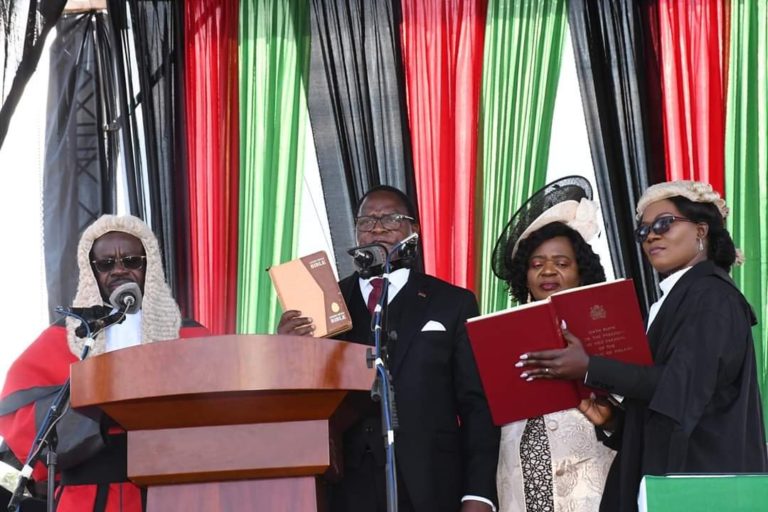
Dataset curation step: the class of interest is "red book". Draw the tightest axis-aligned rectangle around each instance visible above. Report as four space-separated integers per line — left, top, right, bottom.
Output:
466 279 652 425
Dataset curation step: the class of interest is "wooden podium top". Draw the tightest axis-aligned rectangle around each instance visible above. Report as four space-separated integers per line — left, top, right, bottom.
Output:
70 334 375 430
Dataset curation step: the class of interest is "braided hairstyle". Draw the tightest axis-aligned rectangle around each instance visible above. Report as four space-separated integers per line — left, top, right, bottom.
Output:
506 222 606 304
669 196 736 271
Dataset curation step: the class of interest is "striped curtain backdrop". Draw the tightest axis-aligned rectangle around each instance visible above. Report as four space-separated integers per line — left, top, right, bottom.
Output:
654 0 730 193
237 0 310 334
400 0 487 291
184 0 240 335
3 0 768 432
725 0 768 431
477 0 567 313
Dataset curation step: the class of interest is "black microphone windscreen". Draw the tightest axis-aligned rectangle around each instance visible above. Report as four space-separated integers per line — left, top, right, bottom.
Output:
353 250 373 266
348 244 387 270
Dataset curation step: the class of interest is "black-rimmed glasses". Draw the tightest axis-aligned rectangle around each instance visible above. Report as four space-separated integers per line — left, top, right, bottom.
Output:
634 215 697 243
355 213 414 232
91 255 147 273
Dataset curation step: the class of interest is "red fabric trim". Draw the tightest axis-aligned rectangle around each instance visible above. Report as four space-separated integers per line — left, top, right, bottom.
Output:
655 0 730 194
179 324 213 339
1 326 75 400
0 326 76 479
56 482 142 512
184 0 240 334
400 0 487 291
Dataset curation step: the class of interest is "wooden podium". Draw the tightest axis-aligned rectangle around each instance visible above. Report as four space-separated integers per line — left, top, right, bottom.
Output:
69 335 375 511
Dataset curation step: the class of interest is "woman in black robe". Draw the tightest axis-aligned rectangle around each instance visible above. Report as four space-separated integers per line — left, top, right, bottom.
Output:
517 180 768 511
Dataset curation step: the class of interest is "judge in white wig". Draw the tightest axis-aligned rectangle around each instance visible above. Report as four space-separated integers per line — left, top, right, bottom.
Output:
66 214 182 356
0 214 210 512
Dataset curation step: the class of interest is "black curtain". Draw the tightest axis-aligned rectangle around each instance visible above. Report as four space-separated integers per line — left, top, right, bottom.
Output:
127 0 189 312
43 12 119 319
308 0 419 278
0 0 67 149
106 0 189 308
568 0 666 314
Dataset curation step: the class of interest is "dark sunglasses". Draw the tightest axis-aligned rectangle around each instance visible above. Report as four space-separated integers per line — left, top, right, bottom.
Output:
634 215 697 243
91 255 147 273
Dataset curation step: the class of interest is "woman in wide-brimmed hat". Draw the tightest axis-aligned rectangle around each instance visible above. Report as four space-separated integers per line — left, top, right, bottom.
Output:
492 176 615 512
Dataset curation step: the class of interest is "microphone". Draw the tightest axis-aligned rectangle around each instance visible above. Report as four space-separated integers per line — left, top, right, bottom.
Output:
109 282 142 312
72 283 143 338
395 232 419 259
347 243 388 278
386 232 419 264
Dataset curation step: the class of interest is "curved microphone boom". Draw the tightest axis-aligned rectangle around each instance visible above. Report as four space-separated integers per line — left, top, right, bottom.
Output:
74 312 125 338
55 304 112 320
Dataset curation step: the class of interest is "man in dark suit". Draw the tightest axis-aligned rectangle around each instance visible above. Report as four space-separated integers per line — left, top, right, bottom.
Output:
279 185 499 512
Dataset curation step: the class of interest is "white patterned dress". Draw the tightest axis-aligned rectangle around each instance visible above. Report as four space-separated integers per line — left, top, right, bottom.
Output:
497 408 615 512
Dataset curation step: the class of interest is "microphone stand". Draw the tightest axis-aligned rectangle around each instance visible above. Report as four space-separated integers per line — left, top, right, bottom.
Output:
366 232 417 512
5 307 116 512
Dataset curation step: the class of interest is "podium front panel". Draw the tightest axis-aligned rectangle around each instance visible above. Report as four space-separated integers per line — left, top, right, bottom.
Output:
128 420 331 484
146 476 323 512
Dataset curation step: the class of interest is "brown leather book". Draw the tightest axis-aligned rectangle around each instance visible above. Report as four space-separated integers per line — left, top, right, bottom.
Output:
268 251 352 338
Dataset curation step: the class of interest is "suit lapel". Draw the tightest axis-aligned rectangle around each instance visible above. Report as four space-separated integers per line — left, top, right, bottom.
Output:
390 271 431 376
340 273 361 308
338 273 372 345
647 261 715 357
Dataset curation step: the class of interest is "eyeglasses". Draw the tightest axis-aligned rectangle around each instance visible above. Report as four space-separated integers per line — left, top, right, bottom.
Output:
634 215 697 243
355 213 414 232
91 255 147 273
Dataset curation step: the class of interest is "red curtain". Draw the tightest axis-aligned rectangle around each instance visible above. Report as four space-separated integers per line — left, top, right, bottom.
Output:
654 0 730 194
183 0 239 334
400 0 487 290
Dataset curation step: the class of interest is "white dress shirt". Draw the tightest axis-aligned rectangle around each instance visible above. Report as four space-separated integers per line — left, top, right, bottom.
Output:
646 266 692 331
105 310 142 352
358 267 410 305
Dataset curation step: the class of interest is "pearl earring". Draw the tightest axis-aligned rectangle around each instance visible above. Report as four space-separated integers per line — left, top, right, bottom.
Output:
697 237 704 252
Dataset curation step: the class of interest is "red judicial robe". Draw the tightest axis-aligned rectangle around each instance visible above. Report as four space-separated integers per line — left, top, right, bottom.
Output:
0 321 209 512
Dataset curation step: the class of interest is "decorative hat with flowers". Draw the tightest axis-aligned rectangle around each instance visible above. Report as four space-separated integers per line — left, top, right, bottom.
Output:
492 175 600 281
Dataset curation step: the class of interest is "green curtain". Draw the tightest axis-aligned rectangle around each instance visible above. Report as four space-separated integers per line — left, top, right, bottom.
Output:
238 0 310 333
477 0 567 313
725 0 768 433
